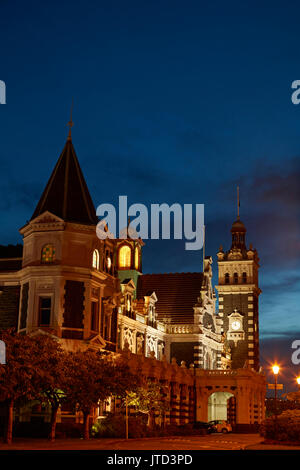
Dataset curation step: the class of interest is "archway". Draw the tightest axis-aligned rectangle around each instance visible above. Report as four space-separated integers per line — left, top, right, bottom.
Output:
208 391 236 423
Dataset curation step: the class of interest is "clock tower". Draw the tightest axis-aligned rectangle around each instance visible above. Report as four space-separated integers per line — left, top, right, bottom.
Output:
215 214 261 371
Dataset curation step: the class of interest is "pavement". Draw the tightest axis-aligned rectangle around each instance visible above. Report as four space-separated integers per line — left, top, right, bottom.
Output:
1 433 295 451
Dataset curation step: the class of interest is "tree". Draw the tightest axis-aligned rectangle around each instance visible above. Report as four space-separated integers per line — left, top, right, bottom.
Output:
63 350 113 440
127 379 169 428
63 350 141 440
30 335 68 442
0 330 44 444
106 353 141 399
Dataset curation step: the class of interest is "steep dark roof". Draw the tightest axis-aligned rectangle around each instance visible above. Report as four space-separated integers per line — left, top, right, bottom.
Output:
31 138 98 225
137 272 203 324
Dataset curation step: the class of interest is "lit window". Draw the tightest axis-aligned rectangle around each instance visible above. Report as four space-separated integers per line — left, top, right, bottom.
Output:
41 244 55 263
119 245 131 268
39 297 51 326
107 257 112 269
92 249 100 270
135 247 139 270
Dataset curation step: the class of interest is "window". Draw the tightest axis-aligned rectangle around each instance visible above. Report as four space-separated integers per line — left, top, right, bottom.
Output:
91 301 99 331
127 295 131 312
225 273 230 284
234 272 238 284
39 297 51 326
242 272 247 284
92 249 100 270
41 244 55 263
134 246 140 270
119 245 131 268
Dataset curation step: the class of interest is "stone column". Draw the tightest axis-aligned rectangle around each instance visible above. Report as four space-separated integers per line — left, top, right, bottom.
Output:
196 387 209 422
170 382 180 425
236 385 250 425
179 384 189 424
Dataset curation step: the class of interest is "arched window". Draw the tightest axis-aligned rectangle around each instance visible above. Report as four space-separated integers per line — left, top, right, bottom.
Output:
234 272 238 284
119 245 131 268
242 272 247 284
41 244 55 263
225 273 230 284
92 249 100 270
135 246 140 271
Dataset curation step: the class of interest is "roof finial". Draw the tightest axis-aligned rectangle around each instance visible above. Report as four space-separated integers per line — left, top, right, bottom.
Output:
67 99 74 141
237 185 240 220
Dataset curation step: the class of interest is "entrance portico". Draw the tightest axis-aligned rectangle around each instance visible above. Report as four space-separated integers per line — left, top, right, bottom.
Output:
195 368 265 428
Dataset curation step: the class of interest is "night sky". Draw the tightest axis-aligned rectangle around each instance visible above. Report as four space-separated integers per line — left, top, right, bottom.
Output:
0 1 300 391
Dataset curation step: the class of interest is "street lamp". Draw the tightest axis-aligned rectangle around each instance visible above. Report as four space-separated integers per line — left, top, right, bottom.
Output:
296 376 300 387
272 365 280 439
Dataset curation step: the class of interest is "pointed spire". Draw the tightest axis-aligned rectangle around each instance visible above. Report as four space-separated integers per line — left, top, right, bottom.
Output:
31 132 98 226
67 100 74 141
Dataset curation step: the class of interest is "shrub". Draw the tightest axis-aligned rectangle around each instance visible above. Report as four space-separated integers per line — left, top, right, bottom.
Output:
91 414 148 439
260 410 300 442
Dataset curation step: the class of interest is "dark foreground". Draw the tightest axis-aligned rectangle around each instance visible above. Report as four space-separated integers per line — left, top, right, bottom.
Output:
1 433 300 450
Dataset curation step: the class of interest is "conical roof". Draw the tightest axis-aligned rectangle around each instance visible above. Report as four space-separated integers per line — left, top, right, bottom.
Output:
31 137 98 225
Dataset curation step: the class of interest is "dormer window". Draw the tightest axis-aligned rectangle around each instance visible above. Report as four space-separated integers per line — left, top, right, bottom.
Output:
41 244 55 263
92 249 100 270
119 245 131 269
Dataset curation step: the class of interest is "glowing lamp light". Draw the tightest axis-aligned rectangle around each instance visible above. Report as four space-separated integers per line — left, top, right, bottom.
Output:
296 377 300 385
272 365 280 375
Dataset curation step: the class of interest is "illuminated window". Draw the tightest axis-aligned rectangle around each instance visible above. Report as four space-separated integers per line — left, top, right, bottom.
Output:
119 245 131 268
135 247 139 270
92 249 100 270
41 244 55 263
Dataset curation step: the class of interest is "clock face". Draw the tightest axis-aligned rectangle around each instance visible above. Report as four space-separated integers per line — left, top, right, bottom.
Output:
231 320 241 331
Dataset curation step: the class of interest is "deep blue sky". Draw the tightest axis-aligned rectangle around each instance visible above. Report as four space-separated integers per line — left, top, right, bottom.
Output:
0 1 300 390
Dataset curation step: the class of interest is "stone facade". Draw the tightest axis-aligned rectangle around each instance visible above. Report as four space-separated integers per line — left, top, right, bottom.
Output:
0 133 266 426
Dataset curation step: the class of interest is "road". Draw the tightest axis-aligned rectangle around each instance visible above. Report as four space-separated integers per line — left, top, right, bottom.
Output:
0 433 266 450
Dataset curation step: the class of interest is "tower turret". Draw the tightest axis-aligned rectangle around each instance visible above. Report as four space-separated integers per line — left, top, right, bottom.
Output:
215 191 260 371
